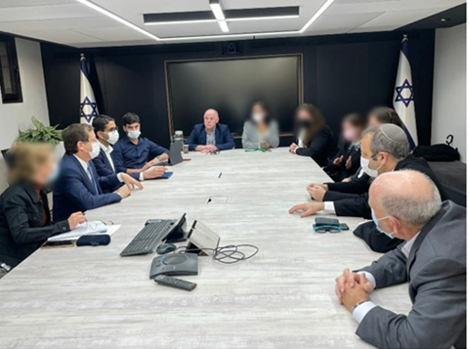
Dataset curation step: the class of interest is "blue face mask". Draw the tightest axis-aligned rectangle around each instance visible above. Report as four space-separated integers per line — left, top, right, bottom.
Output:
47 164 60 183
371 209 395 239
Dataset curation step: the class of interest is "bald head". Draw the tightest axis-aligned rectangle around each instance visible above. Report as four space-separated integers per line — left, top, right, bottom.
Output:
370 170 442 227
204 109 219 131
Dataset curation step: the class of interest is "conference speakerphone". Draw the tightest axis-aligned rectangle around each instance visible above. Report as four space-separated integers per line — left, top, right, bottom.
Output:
149 253 198 279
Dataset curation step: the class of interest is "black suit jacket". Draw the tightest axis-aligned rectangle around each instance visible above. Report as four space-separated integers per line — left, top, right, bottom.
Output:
295 127 338 167
0 182 70 268
323 141 361 182
332 155 449 219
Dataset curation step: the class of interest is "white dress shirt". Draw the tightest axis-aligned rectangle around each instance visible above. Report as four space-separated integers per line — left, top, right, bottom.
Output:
352 232 421 323
98 142 144 181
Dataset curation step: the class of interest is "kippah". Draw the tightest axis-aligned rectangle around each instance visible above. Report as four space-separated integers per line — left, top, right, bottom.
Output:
379 124 408 144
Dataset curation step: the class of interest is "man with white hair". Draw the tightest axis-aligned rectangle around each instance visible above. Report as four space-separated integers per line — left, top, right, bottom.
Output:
335 170 466 349
186 109 235 154
290 124 448 219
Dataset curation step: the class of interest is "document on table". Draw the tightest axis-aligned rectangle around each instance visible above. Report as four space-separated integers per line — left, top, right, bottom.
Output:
47 221 121 242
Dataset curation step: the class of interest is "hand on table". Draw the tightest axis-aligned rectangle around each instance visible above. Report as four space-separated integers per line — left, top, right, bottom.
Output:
158 153 169 161
336 269 373 312
143 166 167 180
307 183 328 191
308 185 326 201
289 143 299 153
288 202 325 218
115 185 131 199
120 173 144 190
342 177 352 183
68 212 87 230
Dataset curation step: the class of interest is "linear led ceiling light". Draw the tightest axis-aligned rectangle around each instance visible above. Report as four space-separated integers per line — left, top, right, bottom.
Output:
76 0 161 41
76 0 335 42
209 0 229 32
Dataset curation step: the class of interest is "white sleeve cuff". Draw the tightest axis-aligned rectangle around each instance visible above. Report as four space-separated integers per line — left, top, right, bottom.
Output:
139 173 144 181
117 173 124 183
352 301 377 323
323 201 336 214
356 271 376 290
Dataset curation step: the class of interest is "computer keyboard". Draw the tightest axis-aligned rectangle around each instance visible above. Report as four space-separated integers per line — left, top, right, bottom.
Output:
120 221 173 257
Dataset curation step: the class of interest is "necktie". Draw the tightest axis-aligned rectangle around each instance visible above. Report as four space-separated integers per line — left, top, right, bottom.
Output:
87 163 99 195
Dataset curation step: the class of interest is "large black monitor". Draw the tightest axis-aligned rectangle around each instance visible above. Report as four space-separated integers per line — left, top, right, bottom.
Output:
166 55 303 138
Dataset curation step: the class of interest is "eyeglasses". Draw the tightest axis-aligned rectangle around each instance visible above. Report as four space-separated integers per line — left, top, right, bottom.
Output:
313 225 343 234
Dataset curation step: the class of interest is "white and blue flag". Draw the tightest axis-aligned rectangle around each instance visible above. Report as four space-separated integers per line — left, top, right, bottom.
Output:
393 35 417 148
80 54 99 124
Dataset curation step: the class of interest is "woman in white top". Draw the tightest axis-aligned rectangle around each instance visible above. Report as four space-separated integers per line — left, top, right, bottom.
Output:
242 101 279 150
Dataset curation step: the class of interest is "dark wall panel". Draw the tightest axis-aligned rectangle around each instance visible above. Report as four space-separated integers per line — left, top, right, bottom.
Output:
42 29 435 148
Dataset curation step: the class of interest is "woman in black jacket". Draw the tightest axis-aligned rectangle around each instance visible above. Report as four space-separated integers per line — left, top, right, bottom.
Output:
0 143 85 274
289 104 337 166
323 113 367 182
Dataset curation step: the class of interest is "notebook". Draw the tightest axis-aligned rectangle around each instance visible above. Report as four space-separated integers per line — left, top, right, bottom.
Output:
47 221 121 242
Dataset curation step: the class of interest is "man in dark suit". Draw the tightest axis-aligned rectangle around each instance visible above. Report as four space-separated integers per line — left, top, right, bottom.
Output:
289 124 448 220
53 124 143 221
186 109 235 153
335 170 466 349
92 115 165 186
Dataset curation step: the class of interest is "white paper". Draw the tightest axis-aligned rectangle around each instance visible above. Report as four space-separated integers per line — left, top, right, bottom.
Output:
48 222 121 242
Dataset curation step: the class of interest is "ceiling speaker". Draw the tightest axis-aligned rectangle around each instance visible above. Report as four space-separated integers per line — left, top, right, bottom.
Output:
222 42 243 55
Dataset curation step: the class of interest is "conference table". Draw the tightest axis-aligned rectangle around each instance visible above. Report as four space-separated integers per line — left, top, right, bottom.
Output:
0 148 412 349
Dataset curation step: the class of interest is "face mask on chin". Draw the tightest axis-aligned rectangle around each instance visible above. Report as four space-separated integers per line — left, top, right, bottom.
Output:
371 208 396 239
343 129 357 142
360 154 384 178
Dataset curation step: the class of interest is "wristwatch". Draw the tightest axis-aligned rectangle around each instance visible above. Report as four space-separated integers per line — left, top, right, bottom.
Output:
0 263 11 273
352 300 369 312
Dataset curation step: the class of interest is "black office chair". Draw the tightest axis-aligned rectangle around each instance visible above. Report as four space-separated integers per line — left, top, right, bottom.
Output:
1 149 14 170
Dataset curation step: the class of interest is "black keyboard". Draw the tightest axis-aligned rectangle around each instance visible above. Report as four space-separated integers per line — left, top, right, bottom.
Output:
120 221 173 257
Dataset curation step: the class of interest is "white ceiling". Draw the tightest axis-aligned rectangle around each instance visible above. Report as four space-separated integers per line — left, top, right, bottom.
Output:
0 0 465 47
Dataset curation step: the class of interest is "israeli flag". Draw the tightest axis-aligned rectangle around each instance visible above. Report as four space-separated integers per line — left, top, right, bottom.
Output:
393 35 417 148
80 54 99 124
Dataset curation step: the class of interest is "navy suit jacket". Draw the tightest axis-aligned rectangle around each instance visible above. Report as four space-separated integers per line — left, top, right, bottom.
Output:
186 123 235 151
53 154 122 221
92 148 140 192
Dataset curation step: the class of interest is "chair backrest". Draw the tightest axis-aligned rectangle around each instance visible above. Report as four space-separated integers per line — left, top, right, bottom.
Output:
1 149 13 170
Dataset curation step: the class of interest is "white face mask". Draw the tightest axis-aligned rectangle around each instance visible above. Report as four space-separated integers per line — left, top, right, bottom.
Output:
88 141 101 159
252 113 264 123
360 156 383 178
127 130 141 139
107 130 119 145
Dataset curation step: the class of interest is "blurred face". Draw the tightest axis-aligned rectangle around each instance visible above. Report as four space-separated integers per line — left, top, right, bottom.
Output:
32 153 55 186
342 121 360 142
97 120 117 142
204 110 219 130
297 110 312 122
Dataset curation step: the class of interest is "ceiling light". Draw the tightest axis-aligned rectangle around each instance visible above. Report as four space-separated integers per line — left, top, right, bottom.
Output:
299 0 335 33
160 30 299 42
209 0 225 20
219 21 230 33
76 0 161 41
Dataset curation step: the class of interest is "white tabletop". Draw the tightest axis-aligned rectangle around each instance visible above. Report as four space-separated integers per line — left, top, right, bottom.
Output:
0 148 411 349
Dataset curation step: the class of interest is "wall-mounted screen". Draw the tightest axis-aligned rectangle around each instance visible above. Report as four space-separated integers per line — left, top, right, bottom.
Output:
166 55 302 137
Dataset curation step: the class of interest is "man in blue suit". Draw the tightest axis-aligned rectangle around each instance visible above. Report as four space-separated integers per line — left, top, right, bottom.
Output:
53 124 143 221
186 109 235 153
92 115 165 185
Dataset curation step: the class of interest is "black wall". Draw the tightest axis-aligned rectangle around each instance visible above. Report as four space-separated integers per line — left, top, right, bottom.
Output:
41 29 435 148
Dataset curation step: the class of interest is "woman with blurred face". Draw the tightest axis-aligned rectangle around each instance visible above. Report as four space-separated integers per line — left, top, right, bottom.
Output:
324 113 367 182
242 101 279 150
290 103 338 167
0 143 86 273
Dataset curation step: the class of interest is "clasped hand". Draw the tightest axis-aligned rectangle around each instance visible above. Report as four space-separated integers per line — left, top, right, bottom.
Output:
335 269 374 312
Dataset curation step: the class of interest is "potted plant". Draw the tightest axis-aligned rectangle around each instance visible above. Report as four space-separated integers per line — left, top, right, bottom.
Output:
17 116 65 160
17 116 62 145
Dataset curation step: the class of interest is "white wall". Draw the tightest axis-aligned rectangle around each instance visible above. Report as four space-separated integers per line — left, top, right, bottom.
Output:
432 23 467 162
0 38 49 192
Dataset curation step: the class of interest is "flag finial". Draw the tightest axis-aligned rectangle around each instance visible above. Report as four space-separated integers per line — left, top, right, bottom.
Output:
80 53 85 58
403 34 408 39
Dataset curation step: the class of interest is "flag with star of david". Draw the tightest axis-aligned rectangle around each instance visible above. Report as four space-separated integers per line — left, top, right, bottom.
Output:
79 54 99 125
393 35 417 148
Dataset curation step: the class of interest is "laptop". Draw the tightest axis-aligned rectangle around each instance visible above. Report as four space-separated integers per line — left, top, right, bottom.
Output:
156 141 183 167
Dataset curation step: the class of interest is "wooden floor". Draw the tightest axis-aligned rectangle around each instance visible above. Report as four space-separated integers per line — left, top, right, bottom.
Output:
0 148 412 349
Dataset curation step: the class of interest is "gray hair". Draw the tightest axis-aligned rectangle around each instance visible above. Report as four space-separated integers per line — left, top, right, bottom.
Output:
381 171 442 226
362 124 410 160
